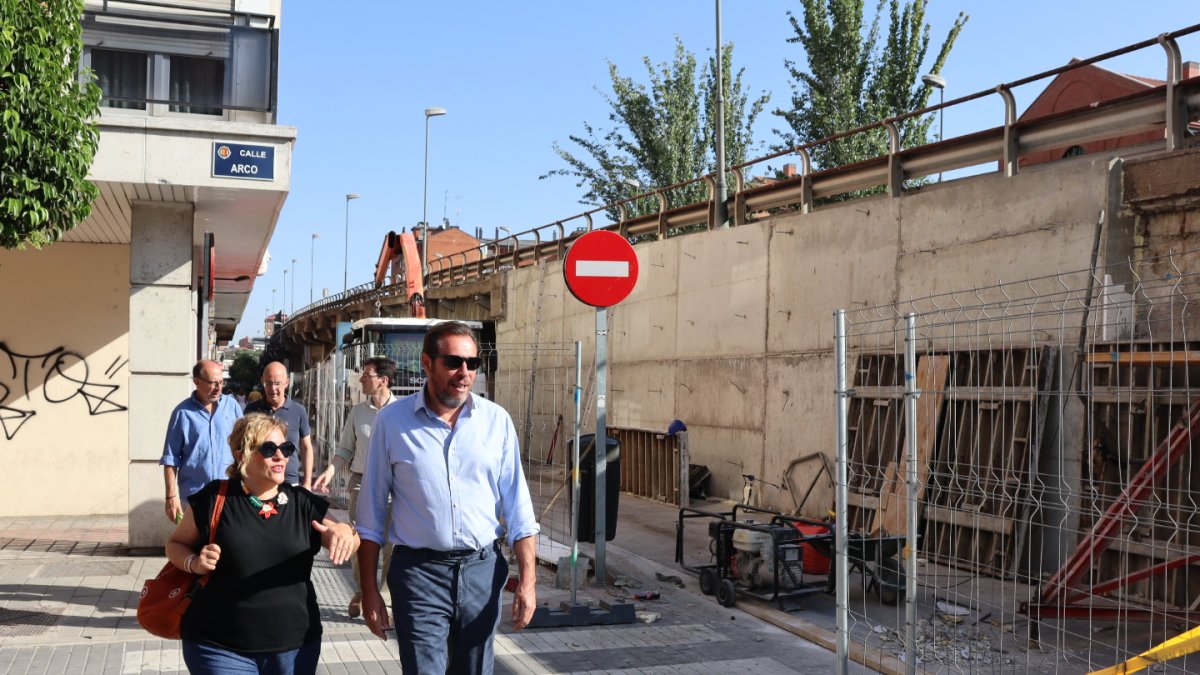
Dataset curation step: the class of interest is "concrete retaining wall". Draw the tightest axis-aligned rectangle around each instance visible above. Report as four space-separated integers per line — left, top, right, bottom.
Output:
495 155 1129 516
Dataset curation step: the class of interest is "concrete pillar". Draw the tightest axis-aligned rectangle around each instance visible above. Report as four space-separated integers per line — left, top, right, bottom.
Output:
127 201 197 549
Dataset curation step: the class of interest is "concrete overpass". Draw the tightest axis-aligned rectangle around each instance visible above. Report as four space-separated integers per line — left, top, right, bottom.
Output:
272 33 1200 508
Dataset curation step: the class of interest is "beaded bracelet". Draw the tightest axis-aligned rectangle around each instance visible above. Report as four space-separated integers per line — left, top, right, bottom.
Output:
185 553 197 574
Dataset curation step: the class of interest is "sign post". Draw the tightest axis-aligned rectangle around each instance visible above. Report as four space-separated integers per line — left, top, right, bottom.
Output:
562 229 639 583
528 230 638 629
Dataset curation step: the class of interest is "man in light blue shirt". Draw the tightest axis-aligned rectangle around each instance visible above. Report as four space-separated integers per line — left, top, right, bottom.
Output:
160 359 243 523
357 321 538 674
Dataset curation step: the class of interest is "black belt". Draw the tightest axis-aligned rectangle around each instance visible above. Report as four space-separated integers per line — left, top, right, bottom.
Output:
396 541 497 561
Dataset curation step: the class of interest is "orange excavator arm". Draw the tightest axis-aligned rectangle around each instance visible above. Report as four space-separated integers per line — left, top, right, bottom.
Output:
373 231 426 318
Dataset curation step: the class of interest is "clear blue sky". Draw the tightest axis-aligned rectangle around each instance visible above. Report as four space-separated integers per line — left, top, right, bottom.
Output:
234 1 1199 340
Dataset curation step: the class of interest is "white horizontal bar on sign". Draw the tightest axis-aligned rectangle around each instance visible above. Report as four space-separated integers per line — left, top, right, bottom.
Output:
576 260 629 277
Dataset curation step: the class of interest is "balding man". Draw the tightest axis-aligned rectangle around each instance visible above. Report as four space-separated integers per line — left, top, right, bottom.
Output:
244 361 314 489
160 359 244 523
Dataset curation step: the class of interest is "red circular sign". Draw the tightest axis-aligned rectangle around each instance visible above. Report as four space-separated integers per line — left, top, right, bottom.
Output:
563 230 639 307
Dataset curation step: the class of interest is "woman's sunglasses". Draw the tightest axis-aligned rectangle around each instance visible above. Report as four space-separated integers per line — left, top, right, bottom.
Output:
257 440 297 459
438 354 483 372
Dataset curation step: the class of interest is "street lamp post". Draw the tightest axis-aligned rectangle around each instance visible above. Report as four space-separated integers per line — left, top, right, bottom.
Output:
282 269 288 317
422 107 447 282
623 178 641 220
271 288 277 313
922 73 947 182
290 258 298 313
713 0 728 228
344 193 360 294
310 233 320 304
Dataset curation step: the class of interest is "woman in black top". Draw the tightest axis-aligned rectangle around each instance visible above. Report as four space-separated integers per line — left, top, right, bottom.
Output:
166 413 359 675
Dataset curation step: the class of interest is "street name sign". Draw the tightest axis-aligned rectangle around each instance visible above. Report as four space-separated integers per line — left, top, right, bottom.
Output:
212 142 275 181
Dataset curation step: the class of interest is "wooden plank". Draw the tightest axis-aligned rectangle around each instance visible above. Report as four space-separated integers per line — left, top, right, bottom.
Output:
924 505 1014 535
870 462 900 537
1086 351 1200 365
944 387 1036 401
1109 537 1200 562
851 386 904 400
913 355 951 504
846 491 880 510
873 355 950 536
1009 346 1057 578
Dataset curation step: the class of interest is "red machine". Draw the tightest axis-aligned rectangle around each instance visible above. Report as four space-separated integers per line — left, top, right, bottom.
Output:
373 231 426 318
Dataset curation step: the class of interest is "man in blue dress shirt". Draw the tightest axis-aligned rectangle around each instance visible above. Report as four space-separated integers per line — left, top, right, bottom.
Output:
356 321 539 674
160 359 243 523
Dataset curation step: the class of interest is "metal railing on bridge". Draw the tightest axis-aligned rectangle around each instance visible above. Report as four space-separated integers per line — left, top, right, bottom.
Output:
283 23 1200 330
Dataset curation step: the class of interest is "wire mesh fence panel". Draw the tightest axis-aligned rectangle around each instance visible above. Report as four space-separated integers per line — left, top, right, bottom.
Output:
488 341 580 557
294 356 348 507
836 250 1200 674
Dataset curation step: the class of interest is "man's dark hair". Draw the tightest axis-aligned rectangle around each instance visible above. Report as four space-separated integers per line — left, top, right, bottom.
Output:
422 321 477 358
364 357 398 386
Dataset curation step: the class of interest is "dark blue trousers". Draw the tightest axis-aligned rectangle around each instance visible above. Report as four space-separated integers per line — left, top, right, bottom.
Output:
181 640 320 674
387 541 508 675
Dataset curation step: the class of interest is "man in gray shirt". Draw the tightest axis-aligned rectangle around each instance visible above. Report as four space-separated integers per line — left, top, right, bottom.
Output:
314 357 396 618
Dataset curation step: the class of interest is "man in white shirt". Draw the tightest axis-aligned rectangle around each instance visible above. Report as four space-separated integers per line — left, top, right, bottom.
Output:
314 356 396 618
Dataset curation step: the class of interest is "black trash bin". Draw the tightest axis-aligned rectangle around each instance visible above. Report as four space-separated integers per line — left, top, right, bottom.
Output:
568 434 620 543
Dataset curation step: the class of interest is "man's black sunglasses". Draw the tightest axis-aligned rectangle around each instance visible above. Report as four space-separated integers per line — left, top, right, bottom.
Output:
437 354 482 372
258 440 297 459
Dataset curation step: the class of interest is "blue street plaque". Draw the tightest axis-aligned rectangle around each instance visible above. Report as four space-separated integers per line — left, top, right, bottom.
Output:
212 142 275 180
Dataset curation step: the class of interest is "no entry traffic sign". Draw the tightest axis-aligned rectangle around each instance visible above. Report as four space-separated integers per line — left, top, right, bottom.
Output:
563 230 639 307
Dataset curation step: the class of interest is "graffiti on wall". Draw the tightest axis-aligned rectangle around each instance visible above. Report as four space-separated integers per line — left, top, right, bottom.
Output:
0 342 128 441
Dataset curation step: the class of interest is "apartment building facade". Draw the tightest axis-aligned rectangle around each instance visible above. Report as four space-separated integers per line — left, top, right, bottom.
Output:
0 0 294 547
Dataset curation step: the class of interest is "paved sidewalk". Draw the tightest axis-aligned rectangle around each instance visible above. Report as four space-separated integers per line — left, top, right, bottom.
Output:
0 509 864 674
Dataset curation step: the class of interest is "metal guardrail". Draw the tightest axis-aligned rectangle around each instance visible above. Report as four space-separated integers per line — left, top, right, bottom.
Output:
283 24 1200 331
418 24 1199 292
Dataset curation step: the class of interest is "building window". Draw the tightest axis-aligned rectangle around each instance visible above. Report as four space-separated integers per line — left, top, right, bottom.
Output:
169 56 225 115
1063 145 1085 158
91 48 147 110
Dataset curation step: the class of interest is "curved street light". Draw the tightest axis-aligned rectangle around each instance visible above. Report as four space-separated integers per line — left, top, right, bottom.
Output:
310 233 320 304
344 194 360 293
290 258 298 313
422 107 448 282
922 73 947 182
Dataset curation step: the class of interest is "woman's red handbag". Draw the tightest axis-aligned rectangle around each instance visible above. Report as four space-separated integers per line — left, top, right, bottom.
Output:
137 481 227 639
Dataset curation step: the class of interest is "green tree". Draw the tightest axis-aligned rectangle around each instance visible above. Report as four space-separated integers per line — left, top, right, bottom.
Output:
774 0 966 175
545 37 769 226
229 351 262 392
0 0 101 249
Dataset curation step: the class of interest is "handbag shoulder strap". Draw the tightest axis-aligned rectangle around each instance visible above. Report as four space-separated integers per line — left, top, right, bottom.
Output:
208 480 227 544
194 481 228 588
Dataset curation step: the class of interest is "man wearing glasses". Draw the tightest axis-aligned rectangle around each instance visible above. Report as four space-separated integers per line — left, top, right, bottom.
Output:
160 359 243 523
356 321 539 673
245 360 315 489
313 356 398 619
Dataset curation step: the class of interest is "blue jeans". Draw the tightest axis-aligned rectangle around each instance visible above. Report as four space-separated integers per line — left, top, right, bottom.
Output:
181 639 320 675
388 541 508 675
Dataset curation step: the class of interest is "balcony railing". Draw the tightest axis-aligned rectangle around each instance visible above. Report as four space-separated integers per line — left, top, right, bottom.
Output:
83 0 278 118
